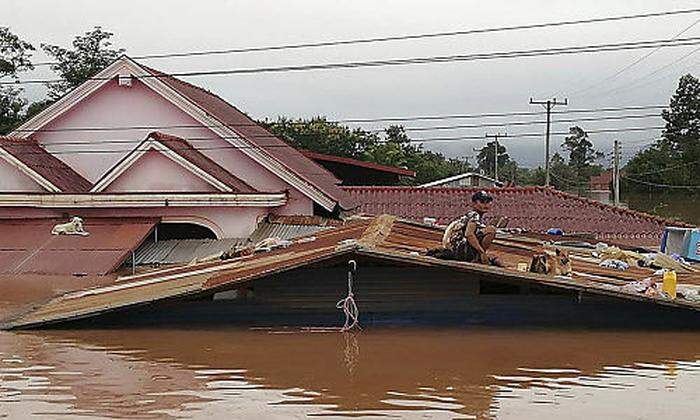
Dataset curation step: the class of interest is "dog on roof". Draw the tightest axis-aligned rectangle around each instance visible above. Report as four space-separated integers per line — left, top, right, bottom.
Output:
530 246 572 277
51 216 89 236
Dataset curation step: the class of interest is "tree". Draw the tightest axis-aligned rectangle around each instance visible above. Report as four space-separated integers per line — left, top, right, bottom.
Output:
476 140 511 179
561 126 603 182
662 74 700 162
0 27 34 134
42 27 124 100
626 74 700 188
0 27 34 77
264 118 471 184
0 87 27 134
264 117 379 158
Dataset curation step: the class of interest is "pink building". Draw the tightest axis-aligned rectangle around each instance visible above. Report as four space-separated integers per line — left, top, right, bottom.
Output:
1 56 353 240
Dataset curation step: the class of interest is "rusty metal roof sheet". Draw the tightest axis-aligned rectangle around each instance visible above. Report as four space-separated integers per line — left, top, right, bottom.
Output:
0 217 157 275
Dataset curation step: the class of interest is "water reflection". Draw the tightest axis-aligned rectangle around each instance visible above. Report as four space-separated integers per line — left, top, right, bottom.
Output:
1 328 699 418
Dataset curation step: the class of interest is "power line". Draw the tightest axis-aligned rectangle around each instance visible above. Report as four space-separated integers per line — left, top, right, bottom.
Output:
628 159 700 176
6 37 700 85
27 8 700 68
622 176 700 189
595 47 700 98
0 125 666 157
413 125 664 143
389 111 662 133
8 105 668 135
569 17 700 97
8 110 664 139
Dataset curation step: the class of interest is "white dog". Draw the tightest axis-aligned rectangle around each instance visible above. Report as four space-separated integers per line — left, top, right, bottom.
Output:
51 216 90 236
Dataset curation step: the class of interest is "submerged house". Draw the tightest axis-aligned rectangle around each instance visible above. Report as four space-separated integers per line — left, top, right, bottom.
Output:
1 56 699 330
2 55 352 241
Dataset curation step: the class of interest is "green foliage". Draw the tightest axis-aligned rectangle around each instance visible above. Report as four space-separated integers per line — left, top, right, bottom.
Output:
0 87 27 134
263 118 470 184
0 27 34 77
561 125 604 183
264 116 379 158
476 140 512 179
0 27 34 134
626 73 700 188
42 27 124 100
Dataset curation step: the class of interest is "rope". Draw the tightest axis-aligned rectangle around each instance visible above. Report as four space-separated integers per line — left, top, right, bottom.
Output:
337 260 360 332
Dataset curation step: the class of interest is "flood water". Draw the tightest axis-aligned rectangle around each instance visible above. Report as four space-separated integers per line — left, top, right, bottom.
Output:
623 191 699 225
1 327 700 419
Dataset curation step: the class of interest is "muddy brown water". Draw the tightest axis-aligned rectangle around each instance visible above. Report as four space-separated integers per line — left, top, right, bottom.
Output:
1 324 699 419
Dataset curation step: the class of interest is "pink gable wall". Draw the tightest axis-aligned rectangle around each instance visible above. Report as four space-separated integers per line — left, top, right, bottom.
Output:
32 76 313 210
5 68 320 238
0 158 45 192
105 150 218 193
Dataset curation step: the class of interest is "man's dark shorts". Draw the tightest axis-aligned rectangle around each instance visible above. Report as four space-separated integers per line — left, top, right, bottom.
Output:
454 230 485 262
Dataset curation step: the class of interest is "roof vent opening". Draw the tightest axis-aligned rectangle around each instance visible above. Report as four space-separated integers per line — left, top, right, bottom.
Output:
118 74 132 87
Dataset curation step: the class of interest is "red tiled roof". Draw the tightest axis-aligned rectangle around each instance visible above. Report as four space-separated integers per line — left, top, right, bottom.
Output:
142 66 354 210
300 150 416 177
343 186 693 246
148 132 256 192
0 136 92 193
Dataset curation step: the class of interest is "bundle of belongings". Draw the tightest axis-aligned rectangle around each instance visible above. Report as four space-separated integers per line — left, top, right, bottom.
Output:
594 243 696 273
189 236 317 265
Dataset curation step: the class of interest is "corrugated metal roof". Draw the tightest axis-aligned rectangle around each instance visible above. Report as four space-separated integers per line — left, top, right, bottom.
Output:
134 219 332 266
0 218 157 275
248 222 332 243
134 238 246 265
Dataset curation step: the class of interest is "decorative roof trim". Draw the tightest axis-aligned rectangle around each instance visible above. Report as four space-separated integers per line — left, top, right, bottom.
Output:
0 192 287 208
91 136 234 193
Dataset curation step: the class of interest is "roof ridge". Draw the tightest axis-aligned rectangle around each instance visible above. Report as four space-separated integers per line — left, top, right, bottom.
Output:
147 132 256 192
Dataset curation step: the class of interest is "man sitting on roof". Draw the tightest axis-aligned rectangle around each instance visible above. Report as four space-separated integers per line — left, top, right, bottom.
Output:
442 191 497 264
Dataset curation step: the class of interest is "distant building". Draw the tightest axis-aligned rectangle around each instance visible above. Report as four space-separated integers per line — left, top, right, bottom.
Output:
419 172 504 189
589 170 614 192
300 150 415 186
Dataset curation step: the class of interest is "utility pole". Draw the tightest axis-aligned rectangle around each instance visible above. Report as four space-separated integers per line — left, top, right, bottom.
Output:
529 97 568 187
613 139 620 207
485 132 507 181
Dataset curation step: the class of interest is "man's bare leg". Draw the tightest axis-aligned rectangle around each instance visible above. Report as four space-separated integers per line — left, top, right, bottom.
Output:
481 226 496 252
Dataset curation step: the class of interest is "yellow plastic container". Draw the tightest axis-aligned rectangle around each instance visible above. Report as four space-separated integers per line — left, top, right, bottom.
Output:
662 270 677 299
517 262 528 272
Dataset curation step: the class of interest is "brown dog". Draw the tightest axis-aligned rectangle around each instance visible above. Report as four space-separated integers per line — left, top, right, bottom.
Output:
530 247 572 276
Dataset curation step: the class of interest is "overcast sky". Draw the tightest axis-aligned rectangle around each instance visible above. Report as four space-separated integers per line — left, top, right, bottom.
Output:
5 0 700 167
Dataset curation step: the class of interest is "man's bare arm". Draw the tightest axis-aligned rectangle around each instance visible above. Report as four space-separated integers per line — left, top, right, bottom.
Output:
465 222 485 255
